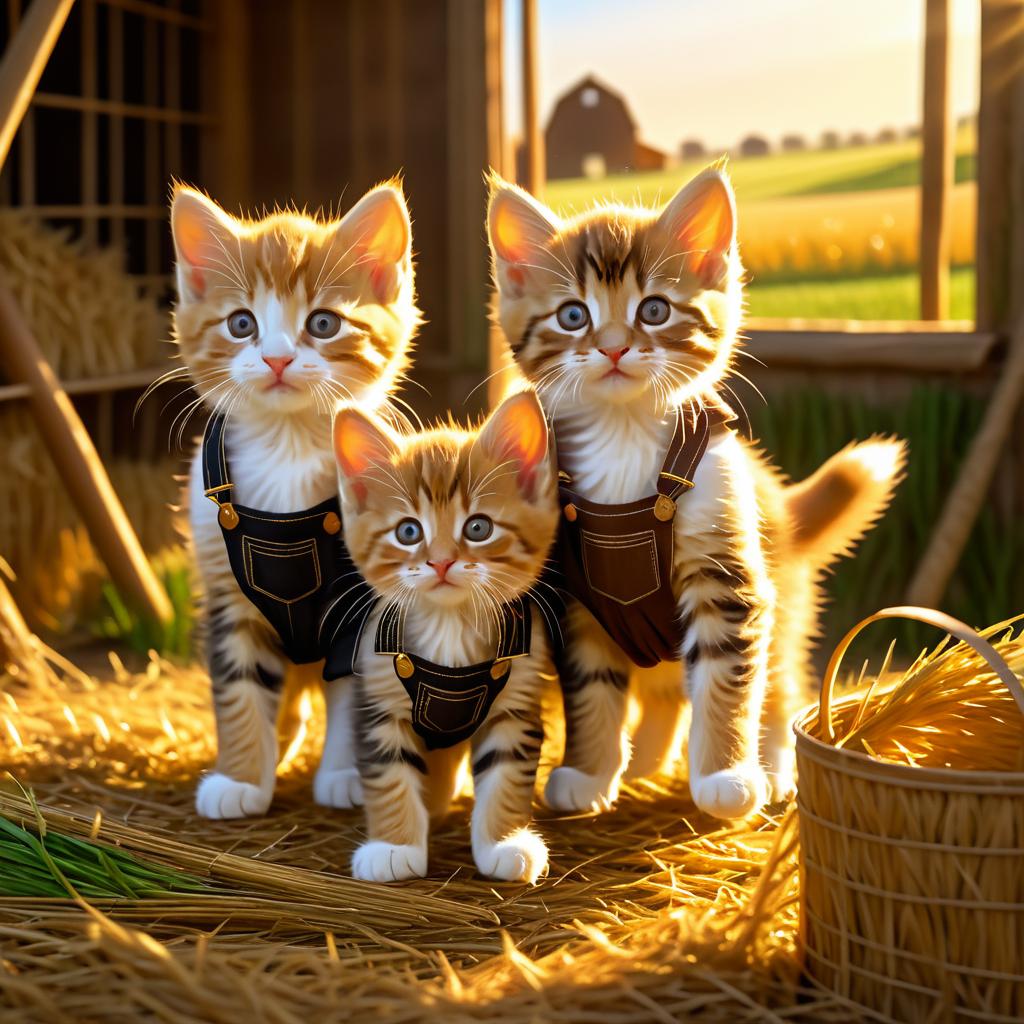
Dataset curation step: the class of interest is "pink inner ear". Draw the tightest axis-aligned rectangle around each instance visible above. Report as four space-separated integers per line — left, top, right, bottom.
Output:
189 266 205 295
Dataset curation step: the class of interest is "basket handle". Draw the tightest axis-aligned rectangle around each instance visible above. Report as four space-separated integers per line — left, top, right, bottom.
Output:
818 605 1024 743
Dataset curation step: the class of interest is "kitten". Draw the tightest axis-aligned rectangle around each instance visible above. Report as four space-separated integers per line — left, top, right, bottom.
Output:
327 391 558 883
170 181 420 819
486 167 905 820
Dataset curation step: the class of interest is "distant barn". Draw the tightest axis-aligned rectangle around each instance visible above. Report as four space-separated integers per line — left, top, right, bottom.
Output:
680 138 706 160
739 135 771 157
544 75 666 179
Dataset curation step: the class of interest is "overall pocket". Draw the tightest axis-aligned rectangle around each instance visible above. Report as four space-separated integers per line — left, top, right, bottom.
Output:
581 528 660 606
242 536 322 605
416 683 488 735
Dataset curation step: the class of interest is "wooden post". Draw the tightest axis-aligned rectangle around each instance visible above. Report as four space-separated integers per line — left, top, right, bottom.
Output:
521 0 544 197
0 281 173 625
0 0 75 169
919 0 953 320
975 0 1024 331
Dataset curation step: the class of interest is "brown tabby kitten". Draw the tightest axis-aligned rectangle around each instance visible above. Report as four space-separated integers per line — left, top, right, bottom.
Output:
487 167 904 820
333 391 558 882
172 182 420 819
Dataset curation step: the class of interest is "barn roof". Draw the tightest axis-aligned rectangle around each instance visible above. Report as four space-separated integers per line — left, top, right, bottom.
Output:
547 74 638 132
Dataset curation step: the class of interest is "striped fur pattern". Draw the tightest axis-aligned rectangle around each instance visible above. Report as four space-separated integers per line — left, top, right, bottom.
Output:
487 168 905 820
171 182 421 820
333 391 559 882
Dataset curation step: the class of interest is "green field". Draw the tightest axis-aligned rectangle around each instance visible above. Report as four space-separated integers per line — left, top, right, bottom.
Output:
747 266 975 321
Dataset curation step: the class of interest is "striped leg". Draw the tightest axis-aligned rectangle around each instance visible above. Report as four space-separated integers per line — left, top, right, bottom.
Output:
625 661 687 779
544 600 632 813
679 555 771 820
471 707 547 883
196 595 284 819
351 681 429 882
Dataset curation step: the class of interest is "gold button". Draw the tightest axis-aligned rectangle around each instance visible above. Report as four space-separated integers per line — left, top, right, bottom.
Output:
394 654 415 679
653 494 676 522
490 659 511 680
563 503 578 522
218 503 240 530
323 511 342 535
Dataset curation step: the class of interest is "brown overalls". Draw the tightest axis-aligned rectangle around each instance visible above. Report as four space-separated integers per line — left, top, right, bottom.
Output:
553 403 732 668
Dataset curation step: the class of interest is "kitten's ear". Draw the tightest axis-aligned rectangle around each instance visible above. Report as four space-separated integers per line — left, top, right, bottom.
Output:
651 167 736 288
487 173 559 298
333 406 398 507
478 389 551 498
336 182 411 303
170 186 240 301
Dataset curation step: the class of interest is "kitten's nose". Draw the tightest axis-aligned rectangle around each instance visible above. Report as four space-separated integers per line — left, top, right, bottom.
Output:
262 355 294 379
598 346 630 365
427 558 456 581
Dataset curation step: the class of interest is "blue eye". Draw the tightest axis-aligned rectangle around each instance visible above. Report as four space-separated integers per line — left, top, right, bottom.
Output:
462 515 494 542
306 309 342 339
395 518 423 545
638 296 670 326
227 309 257 339
556 301 590 331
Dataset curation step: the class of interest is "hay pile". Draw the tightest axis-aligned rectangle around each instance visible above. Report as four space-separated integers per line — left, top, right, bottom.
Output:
0 634 849 1023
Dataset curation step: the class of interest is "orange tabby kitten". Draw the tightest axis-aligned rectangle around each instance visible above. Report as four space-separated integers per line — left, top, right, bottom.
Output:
487 167 904 820
327 391 558 882
171 181 420 819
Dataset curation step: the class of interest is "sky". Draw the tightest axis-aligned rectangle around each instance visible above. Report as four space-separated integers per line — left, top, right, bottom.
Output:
504 0 981 154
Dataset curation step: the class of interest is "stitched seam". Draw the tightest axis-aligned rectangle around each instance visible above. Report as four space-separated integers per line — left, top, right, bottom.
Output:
581 530 660 605
242 536 321 605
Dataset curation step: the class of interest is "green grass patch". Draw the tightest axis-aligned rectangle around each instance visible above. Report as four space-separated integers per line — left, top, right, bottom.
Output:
800 151 976 195
0 786 209 899
746 266 975 321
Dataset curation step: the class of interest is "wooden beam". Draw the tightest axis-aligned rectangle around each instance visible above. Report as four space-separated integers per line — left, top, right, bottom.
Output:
0 281 173 625
521 0 544 196
976 0 1024 331
0 0 75 170
906 312 1024 607
919 0 953 320
205 0 250 207
744 325 1000 373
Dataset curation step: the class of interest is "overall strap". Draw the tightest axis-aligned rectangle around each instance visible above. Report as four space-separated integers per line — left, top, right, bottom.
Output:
657 405 713 501
201 414 240 529
374 597 532 660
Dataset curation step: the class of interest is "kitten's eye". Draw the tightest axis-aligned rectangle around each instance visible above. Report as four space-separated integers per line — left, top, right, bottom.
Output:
556 301 590 332
306 309 343 339
394 518 423 545
227 309 257 339
462 514 494 542
638 296 670 326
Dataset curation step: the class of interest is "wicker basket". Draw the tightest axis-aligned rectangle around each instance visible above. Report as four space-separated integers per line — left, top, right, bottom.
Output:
794 606 1024 1024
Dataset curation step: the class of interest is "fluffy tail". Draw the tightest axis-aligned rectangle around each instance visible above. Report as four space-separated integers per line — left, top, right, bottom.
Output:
785 437 906 567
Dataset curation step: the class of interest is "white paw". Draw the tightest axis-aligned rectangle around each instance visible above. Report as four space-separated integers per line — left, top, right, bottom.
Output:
474 831 548 883
351 841 427 882
543 767 618 813
313 767 364 809
195 773 273 819
691 766 768 820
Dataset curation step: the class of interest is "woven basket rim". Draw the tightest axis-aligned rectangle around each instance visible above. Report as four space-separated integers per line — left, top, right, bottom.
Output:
792 693 1024 788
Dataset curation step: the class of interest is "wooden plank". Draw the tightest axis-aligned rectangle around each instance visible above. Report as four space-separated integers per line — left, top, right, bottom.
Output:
976 0 1024 331
919 0 953 320
32 92 215 124
203 0 249 207
907 312 1024 606
99 0 210 31
0 365 167 404
521 0 544 195
16 203 167 217
0 280 172 624
107 4 125 247
743 327 1000 373
289 0 312 199
80 0 98 247
0 0 74 171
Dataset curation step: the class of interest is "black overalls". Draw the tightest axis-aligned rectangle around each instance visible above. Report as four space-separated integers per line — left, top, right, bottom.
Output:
553 403 731 668
321 583 558 751
201 413 351 665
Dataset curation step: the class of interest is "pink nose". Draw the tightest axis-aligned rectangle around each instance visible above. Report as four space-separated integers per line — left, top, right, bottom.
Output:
427 558 455 581
598 346 630 365
262 355 294 379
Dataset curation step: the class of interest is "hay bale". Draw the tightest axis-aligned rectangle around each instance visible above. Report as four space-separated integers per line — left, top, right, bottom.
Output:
0 212 166 380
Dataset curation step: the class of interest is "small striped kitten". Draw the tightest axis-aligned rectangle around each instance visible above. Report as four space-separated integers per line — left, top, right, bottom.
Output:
331 391 558 883
171 181 420 819
487 167 904 820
